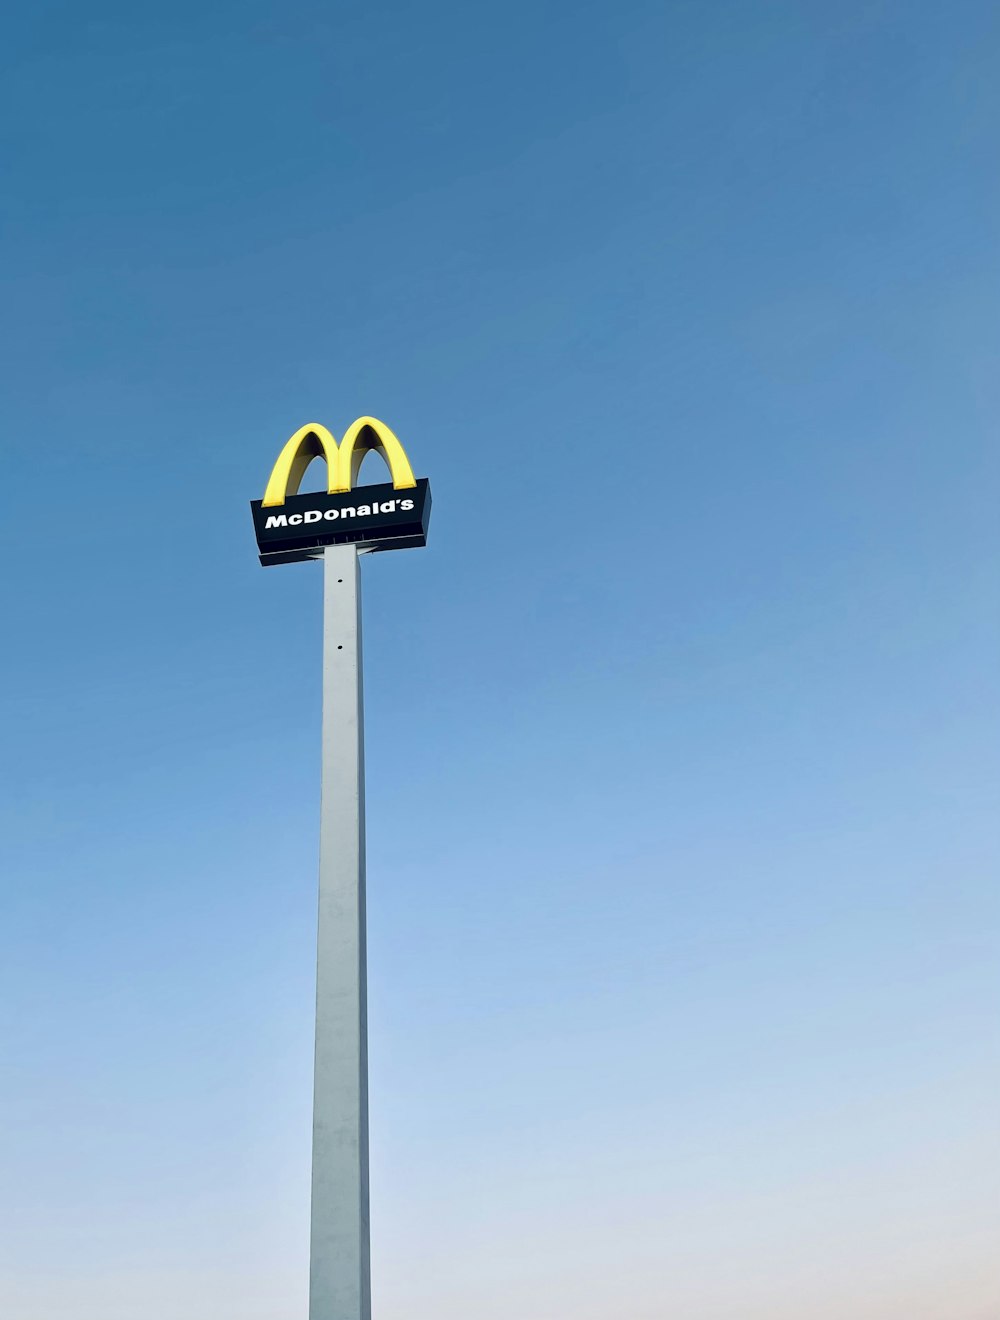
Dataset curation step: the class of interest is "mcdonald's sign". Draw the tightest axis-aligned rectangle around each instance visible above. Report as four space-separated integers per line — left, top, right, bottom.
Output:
250 417 431 566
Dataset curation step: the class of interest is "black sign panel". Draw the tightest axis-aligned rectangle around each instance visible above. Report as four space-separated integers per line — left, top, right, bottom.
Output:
250 478 431 566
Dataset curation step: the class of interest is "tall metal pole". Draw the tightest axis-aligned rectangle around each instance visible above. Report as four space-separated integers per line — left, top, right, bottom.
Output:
310 543 371 1320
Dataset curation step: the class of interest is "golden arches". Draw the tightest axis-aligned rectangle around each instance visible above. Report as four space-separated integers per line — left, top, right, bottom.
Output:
262 417 417 508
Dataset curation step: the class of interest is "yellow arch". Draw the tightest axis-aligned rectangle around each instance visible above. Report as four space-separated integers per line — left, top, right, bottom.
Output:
332 416 416 494
262 424 338 508
262 417 417 507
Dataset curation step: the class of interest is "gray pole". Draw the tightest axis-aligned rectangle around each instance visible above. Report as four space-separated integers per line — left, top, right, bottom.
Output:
309 543 371 1320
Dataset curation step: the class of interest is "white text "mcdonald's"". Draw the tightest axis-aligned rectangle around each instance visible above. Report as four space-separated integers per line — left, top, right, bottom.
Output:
264 498 415 530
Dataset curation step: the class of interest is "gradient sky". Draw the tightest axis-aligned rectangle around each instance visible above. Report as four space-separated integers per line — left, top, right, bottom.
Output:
2 2 999 1317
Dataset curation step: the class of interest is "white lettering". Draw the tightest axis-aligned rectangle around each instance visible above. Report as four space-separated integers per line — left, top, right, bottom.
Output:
268 495 417 536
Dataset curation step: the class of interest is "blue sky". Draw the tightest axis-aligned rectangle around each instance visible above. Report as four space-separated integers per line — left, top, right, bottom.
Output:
1 2 998 1317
